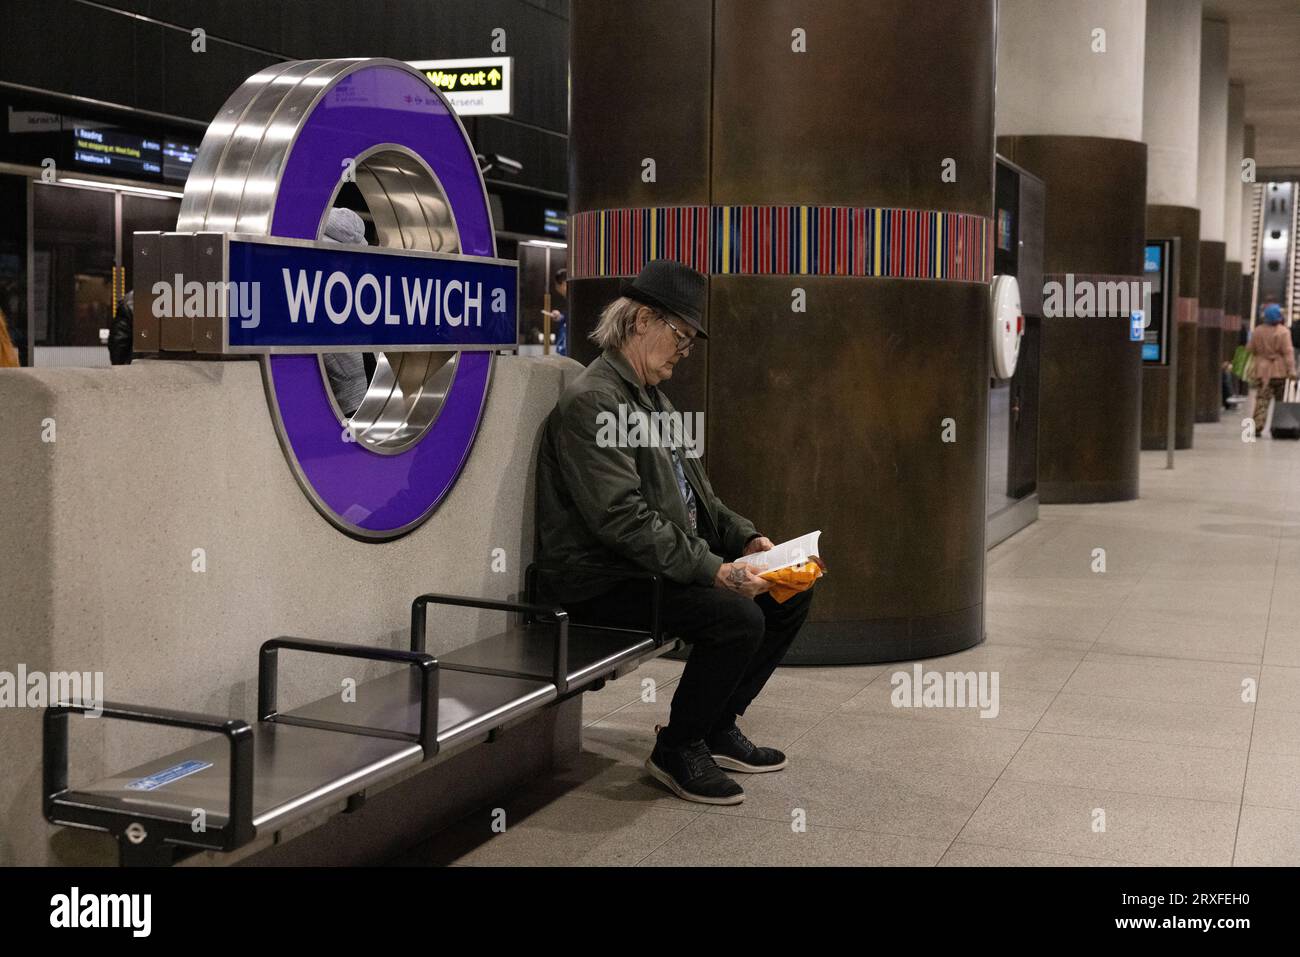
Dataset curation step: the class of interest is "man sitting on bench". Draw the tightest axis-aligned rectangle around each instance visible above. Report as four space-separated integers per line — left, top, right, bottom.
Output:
534 260 814 805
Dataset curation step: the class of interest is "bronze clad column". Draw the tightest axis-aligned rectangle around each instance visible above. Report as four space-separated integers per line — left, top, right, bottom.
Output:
997 137 1146 501
569 0 997 663
1240 270 1254 350
1143 206 1199 450
568 0 713 414
1197 241 1226 422
1223 260 1242 364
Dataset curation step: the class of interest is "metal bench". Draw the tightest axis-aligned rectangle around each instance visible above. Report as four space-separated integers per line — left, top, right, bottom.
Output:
43 566 670 866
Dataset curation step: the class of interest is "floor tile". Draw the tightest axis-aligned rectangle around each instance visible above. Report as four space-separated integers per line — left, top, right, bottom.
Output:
741 664 888 713
1036 693 1254 751
1243 752 1300 811
1258 665 1300 713
839 672 1055 730
1262 624 1300 667
876 643 1086 692
400 791 696 866
957 778 1238 866
1063 653 1259 707
1233 805 1300 866
938 842 1125 866
581 658 682 726
1002 732 1247 804
1251 708 1300 755
790 712 1028 779
637 813 950 867
1092 613 1265 665
704 753 996 843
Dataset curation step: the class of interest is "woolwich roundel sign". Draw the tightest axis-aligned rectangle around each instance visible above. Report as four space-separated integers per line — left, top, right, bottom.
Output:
175 59 512 541
990 274 1024 380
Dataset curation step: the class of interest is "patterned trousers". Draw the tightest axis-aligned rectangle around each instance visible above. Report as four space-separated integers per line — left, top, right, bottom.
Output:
1253 378 1287 432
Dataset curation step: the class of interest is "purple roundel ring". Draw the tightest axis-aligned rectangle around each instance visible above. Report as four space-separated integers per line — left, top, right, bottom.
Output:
185 60 498 540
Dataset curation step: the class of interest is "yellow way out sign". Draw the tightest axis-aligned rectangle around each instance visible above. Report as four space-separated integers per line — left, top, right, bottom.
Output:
408 57 513 116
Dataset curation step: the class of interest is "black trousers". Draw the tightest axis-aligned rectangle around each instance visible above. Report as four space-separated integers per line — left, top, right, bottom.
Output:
565 579 814 745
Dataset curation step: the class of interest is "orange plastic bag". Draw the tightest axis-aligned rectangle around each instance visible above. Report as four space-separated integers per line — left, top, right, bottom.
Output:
760 558 825 603
0 310 18 368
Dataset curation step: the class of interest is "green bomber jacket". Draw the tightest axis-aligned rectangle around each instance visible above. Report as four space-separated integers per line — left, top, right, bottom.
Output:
534 348 758 603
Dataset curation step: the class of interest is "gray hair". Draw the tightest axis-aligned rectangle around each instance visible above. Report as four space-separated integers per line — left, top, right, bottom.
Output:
588 296 657 351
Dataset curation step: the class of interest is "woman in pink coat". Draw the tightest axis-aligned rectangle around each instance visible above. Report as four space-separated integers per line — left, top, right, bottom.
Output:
1247 304 1298 433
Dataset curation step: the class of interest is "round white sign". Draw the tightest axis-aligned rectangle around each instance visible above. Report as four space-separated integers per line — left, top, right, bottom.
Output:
990 274 1024 379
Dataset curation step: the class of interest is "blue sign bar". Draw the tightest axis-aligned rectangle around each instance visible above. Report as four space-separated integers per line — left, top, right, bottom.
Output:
1130 310 1146 341
224 235 517 353
125 759 213 791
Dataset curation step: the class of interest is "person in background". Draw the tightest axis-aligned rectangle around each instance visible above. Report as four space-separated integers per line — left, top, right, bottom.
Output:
320 208 371 417
543 267 568 356
108 290 133 366
1247 303 1297 434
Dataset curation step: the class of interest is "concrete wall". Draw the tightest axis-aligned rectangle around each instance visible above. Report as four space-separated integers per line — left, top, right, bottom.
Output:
0 353 581 865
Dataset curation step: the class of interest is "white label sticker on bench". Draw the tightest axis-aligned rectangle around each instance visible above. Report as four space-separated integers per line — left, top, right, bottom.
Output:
125 760 214 791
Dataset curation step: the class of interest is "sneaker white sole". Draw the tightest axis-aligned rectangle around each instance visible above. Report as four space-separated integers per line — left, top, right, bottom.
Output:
712 753 788 773
644 757 745 805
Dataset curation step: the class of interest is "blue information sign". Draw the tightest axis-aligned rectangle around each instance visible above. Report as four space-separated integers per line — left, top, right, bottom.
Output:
223 235 518 353
125 759 213 791
1130 311 1145 341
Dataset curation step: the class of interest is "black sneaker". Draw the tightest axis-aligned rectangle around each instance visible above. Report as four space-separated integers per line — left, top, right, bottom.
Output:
707 724 787 773
645 732 744 805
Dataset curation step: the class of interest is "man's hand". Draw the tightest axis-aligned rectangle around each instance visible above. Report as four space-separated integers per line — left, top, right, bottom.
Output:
715 562 772 598
742 536 774 556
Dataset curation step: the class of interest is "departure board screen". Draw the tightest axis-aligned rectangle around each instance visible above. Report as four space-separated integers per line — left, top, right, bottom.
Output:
162 140 197 181
71 127 163 177
1142 241 1172 364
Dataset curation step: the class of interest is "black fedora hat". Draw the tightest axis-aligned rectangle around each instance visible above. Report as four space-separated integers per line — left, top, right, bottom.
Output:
621 260 709 340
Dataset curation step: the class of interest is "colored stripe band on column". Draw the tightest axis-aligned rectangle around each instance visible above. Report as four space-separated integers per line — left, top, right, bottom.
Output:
1198 307 1226 329
569 205 993 282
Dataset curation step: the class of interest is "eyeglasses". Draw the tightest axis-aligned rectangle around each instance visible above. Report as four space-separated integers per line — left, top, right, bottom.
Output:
660 316 696 355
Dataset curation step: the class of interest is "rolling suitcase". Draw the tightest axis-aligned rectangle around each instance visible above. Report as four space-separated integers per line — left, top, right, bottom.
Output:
1270 380 1300 440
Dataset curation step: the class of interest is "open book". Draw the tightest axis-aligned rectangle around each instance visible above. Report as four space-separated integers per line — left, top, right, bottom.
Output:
733 531 822 573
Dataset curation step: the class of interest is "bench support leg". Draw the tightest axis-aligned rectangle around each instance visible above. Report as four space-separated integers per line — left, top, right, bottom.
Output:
118 838 184 868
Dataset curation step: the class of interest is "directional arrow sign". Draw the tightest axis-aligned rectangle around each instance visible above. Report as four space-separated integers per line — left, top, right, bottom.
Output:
408 57 512 116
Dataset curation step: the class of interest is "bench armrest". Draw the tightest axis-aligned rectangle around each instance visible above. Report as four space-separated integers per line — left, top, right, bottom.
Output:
410 593 570 695
258 636 440 757
43 701 256 851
